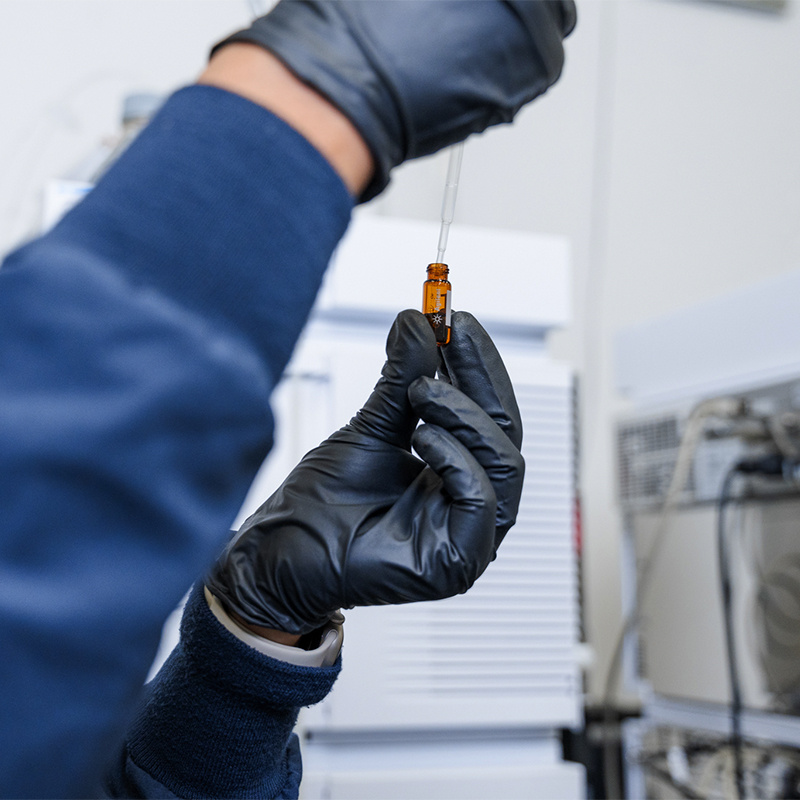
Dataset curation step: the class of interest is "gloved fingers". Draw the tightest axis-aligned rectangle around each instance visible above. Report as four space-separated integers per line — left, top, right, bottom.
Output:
435 350 452 386
441 311 523 449
409 377 524 544
411 423 496 581
350 310 438 448
505 1 577 89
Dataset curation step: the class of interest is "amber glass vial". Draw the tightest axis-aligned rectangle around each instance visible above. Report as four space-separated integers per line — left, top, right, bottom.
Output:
422 262 452 345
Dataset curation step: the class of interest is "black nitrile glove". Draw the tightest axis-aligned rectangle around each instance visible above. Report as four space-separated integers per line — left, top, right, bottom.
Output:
206 310 524 635
213 0 576 200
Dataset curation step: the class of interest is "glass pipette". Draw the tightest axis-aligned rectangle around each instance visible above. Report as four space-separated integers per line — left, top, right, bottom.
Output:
435 143 464 264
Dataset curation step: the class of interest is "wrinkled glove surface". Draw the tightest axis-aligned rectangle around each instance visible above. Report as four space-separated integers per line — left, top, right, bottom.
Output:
214 0 576 200
207 310 525 635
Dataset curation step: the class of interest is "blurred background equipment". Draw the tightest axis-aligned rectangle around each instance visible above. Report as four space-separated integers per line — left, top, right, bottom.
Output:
41 92 162 229
614 268 800 799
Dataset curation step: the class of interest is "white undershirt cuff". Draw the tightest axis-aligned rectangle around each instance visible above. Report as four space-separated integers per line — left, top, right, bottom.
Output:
204 586 343 668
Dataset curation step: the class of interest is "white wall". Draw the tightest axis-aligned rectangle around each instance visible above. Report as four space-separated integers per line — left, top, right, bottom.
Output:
3 0 800 707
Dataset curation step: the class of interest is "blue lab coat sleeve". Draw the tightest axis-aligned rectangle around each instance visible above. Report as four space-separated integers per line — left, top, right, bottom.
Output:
102 584 342 800
0 85 351 798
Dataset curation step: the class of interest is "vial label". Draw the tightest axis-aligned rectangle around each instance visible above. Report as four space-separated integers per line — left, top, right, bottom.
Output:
425 289 451 344
425 312 449 343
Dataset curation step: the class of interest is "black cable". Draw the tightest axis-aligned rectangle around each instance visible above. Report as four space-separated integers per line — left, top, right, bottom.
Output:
717 453 796 800
717 463 745 800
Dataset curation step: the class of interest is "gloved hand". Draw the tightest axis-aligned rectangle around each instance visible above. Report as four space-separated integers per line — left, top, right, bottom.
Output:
213 0 576 200
206 309 525 635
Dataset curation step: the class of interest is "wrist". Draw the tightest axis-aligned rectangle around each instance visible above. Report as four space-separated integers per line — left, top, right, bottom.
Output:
197 43 373 197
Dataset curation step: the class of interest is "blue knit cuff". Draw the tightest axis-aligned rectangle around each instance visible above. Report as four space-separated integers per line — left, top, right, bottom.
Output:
125 584 340 798
180 582 341 706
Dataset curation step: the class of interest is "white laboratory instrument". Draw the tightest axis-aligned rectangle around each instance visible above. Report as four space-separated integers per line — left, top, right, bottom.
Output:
615 269 800 798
